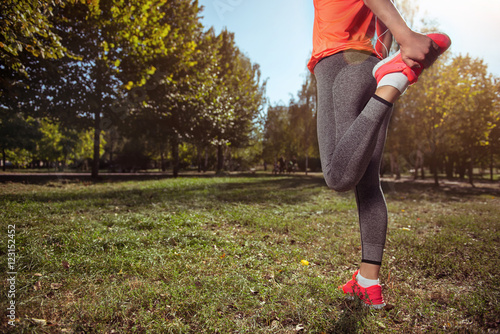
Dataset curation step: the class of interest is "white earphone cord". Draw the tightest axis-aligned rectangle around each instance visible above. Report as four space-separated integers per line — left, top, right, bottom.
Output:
374 16 390 58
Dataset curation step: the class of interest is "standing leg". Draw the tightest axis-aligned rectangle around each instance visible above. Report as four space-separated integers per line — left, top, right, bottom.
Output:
316 51 393 308
356 106 392 279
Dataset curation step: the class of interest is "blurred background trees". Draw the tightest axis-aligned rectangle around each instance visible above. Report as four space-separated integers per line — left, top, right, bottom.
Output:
1 0 499 184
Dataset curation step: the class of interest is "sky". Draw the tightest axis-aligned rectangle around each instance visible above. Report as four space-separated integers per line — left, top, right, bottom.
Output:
197 0 500 106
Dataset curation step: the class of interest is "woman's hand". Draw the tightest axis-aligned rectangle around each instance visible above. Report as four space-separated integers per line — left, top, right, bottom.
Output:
398 30 440 70
363 0 440 69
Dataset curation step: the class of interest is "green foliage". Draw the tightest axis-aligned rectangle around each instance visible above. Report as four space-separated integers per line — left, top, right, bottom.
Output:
0 113 40 151
35 118 105 167
0 0 97 75
262 71 319 172
386 54 500 183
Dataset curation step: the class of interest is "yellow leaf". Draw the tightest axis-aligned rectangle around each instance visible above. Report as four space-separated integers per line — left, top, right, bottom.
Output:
301 260 309 266
147 66 156 75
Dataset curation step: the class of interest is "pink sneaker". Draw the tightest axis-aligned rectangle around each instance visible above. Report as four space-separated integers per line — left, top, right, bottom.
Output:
353 282 386 309
373 33 452 85
338 270 359 297
339 270 386 309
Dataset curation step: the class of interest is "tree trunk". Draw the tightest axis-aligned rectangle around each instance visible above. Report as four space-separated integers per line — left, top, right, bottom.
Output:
468 150 475 187
420 163 425 180
445 154 454 180
197 146 202 173
490 146 494 181
109 148 114 172
305 154 309 176
204 150 209 172
411 150 418 180
171 137 179 178
390 152 401 180
226 146 232 171
160 150 165 172
457 156 466 180
431 155 439 186
2 147 6 172
160 139 166 172
217 144 224 173
92 111 101 178
415 149 425 180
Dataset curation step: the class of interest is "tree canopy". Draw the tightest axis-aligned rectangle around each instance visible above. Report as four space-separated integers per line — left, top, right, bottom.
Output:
1 1 499 183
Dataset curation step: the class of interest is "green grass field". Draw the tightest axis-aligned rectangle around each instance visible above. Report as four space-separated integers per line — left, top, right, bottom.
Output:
1 174 499 333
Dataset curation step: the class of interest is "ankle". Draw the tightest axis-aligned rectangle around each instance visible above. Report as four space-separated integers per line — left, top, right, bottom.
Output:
359 262 381 280
375 84 403 104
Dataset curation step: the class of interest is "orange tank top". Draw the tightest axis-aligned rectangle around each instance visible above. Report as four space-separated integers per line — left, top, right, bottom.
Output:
308 0 380 73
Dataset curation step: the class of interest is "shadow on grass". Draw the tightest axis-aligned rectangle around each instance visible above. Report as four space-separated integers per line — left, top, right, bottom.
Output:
325 299 371 334
0 171 208 185
382 178 500 198
0 175 328 209
1 174 498 209
0 171 284 185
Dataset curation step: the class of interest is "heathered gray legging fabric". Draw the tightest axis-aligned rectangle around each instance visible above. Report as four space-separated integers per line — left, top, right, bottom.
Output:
314 51 393 265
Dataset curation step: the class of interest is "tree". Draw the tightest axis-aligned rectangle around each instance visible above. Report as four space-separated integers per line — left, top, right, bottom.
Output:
22 0 204 178
387 54 499 186
209 29 266 173
0 0 99 75
291 72 318 174
34 119 104 171
262 104 290 168
0 112 40 170
442 56 499 185
262 71 319 175
126 5 209 177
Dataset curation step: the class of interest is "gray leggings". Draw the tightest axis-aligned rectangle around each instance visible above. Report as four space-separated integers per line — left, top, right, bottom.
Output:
314 51 393 265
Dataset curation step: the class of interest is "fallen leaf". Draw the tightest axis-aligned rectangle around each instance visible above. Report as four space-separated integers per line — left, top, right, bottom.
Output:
30 318 47 326
62 261 70 269
295 323 304 331
300 260 309 266
33 281 42 291
50 283 62 290
34 273 43 277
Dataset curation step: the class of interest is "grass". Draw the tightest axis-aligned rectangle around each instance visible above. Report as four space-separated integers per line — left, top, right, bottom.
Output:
1 173 499 333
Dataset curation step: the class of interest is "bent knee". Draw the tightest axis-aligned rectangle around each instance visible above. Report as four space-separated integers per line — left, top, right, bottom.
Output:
324 173 356 192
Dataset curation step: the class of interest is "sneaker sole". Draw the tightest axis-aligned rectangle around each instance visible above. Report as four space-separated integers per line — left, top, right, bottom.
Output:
372 49 418 84
372 49 401 77
365 302 386 309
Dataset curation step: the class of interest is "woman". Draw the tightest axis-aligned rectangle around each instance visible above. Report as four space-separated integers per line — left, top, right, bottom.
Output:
308 0 451 308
